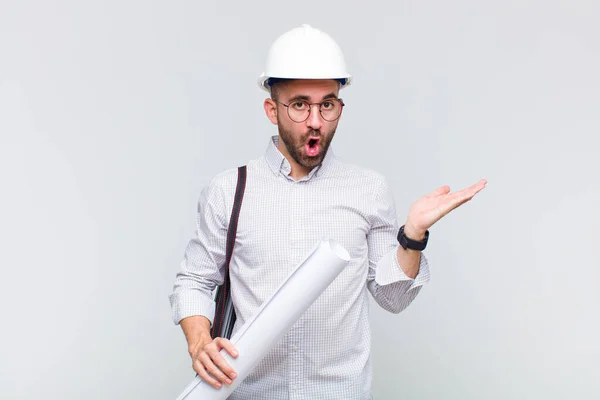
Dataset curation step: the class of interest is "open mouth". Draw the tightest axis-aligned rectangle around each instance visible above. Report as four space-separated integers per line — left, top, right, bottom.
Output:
305 137 321 157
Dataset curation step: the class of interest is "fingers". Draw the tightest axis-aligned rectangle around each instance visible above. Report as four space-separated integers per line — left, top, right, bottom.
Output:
208 339 238 381
200 351 233 387
193 338 239 390
444 191 473 212
461 179 487 199
444 179 487 211
467 179 487 196
194 356 224 389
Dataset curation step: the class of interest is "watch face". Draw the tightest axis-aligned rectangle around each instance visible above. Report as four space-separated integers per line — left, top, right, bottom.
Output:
397 226 407 249
400 236 408 250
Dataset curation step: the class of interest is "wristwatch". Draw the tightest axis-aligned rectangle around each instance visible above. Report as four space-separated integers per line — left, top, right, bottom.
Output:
397 225 429 251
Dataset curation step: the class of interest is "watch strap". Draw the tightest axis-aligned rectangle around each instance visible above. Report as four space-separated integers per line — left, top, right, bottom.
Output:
397 225 429 251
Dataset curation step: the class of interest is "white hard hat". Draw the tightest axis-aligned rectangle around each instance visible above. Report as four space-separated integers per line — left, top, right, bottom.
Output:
258 24 352 92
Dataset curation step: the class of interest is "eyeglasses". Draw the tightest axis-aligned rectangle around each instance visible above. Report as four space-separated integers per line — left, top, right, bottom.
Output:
276 98 345 123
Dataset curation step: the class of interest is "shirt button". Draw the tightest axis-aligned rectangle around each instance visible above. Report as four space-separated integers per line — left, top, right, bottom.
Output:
292 385 298 391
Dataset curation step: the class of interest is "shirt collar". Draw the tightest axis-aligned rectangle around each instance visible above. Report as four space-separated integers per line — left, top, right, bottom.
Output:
264 135 334 181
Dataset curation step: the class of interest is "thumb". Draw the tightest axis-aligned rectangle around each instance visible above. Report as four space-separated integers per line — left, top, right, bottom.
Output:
428 185 450 197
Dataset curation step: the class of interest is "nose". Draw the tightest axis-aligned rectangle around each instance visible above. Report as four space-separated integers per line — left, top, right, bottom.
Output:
306 104 323 130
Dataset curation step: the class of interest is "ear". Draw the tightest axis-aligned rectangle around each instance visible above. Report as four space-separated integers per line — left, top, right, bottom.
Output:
264 98 278 125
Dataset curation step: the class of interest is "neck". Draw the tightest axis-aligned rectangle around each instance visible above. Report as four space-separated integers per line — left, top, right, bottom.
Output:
277 140 312 181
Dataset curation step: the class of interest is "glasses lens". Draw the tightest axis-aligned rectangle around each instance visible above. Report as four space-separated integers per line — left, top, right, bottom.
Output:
320 99 342 121
287 101 310 122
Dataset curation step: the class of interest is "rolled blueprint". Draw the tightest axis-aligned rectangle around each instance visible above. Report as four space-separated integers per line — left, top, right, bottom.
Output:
176 237 351 400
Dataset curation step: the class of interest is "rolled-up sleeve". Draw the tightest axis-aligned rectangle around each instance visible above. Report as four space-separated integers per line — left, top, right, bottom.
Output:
168 177 229 325
366 177 431 314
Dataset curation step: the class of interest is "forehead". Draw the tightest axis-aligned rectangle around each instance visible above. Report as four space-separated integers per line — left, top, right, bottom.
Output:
277 79 340 100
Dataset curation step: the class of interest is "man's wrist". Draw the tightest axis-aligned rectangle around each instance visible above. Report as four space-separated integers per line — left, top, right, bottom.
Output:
181 315 213 355
403 220 427 241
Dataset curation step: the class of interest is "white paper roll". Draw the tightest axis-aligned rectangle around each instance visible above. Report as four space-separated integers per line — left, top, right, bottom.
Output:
176 237 351 400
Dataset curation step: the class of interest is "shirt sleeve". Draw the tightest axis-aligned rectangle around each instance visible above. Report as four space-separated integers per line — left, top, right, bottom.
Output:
366 176 431 314
168 177 229 325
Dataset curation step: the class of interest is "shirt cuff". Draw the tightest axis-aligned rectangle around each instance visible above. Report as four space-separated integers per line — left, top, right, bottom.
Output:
169 290 216 326
375 246 431 290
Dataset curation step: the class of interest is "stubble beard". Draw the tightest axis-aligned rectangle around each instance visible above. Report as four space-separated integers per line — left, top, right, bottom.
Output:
277 120 336 170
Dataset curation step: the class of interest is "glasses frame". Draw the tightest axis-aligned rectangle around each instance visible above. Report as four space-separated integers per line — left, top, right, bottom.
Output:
275 98 345 123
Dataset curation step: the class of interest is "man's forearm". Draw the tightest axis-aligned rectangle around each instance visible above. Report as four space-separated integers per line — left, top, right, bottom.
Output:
395 222 425 279
180 315 212 353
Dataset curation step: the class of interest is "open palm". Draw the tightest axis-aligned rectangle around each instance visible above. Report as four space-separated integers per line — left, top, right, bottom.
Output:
405 179 487 236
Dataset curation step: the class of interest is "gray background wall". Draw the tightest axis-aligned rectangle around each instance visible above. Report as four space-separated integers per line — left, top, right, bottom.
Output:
1 0 598 399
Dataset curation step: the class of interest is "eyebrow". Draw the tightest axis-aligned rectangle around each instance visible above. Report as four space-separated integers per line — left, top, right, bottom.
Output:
288 92 338 102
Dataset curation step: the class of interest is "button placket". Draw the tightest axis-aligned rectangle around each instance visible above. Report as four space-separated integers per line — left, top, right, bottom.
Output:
289 182 304 399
